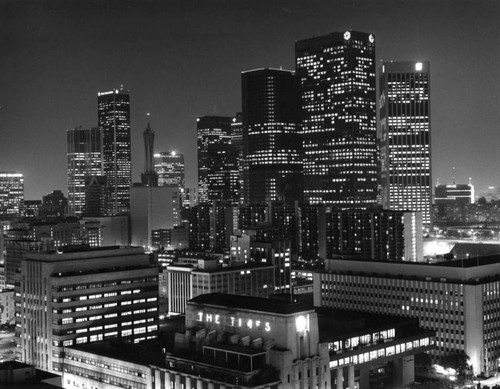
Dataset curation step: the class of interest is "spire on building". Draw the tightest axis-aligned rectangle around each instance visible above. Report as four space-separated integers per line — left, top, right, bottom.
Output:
141 114 159 187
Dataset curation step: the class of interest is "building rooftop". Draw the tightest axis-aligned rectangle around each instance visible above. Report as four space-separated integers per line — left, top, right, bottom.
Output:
189 293 313 315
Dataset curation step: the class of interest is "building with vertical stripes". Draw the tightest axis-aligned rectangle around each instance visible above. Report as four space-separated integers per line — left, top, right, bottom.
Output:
314 256 500 374
379 61 432 226
17 247 159 374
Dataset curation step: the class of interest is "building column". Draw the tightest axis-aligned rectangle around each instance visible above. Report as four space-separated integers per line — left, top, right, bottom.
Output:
358 366 370 389
336 367 343 389
394 355 415 388
348 364 355 389
153 370 161 389
196 378 203 389
164 372 171 389
185 376 192 389
208 382 215 389
175 374 181 388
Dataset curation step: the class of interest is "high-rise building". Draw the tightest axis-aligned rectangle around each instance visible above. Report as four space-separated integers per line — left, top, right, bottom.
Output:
0 172 24 218
295 31 378 208
154 151 185 189
242 68 303 204
197 116 239 204
83 175 107 217
231 112 245 204
98 87 132 216
379 61 432 225
67 126 103 217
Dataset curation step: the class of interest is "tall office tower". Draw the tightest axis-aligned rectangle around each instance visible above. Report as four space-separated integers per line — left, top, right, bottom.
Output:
98 87 132 216
231 112 245 204
18 247 159 373
67 126 102 217
242 68 303 204
296 31 378 207
197 116 239 204
140 121 159 187
154 151 185 189
379 61 432 226
0 172 24 217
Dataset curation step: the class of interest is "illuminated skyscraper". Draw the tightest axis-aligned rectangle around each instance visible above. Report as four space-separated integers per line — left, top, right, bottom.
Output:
231 112 245 205
154 151 185 189
0 172 24 217
67 126 102 217
295 31 378 207
197 116 239 204
98 87 132 216
242 68 303 204
379 61 432 225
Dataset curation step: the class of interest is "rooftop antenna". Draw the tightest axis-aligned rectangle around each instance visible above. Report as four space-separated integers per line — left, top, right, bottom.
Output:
452 166 456 185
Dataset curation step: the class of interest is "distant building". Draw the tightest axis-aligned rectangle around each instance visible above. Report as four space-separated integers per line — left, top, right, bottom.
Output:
379 61 432 226
140 121 159 187
0 289 15 325
18 247 159 374
40 190 68 220
80 216 130 247
231 112 245 204
154 151 185 189
67 126 102 217
22 200 42 218
296 31 378 207
83 175 107 217
166 257 275 315
435 181 474 205
0 172 24 218
197 116 239 204
98 87 132 216
130 186 181 247
242 68 303 204
326 209 423 262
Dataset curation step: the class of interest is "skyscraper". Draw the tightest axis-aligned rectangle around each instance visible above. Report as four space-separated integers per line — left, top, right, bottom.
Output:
154 151 185 189
295 31 378 208
242 68 303 204
379 61 432 225
0 172 24 218
197 116 239 204
98 87 132 216
231 112 245 205
67 126 102 217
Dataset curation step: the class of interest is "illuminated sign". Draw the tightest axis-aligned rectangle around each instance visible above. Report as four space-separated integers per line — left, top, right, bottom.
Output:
197 311 271 332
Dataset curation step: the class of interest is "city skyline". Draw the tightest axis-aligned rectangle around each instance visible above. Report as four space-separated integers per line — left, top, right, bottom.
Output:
1 0 499 200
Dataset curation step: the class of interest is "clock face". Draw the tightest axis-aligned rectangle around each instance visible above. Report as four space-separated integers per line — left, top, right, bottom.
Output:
369 34 374 43
344 31 351 40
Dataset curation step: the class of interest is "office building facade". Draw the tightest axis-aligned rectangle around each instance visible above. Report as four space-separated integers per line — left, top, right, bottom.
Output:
314 257 500 374
295 31 378 207
242 68 303 204
326 209 423 262
154 151 185 189
197 116 239 204
18 247 159 374
67 126 103 217
435 181 474 205
0 172 24 218
379 61 432 225
98 88 132 216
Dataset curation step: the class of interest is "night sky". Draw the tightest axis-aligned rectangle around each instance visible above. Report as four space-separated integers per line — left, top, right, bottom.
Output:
1 0 499 200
